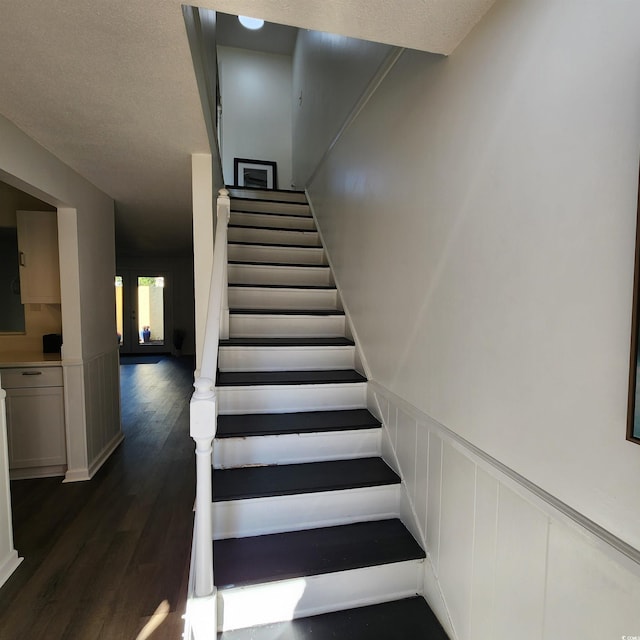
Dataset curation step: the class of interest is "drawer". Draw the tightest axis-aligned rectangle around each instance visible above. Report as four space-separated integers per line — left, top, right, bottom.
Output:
1 366 63 389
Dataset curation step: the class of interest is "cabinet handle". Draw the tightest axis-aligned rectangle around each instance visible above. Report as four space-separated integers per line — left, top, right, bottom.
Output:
22 371 43 376
19 251 25 267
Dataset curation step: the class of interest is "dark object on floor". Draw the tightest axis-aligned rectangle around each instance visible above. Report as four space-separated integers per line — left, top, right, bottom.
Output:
119 355 165 365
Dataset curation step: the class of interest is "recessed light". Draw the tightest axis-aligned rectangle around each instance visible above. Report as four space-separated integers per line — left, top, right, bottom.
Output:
238 15 264 30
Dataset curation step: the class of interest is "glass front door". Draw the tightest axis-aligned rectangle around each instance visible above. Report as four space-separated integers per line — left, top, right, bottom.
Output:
115 272 170 353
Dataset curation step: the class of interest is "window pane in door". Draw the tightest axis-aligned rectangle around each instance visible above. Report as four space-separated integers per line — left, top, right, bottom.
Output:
115 275 123 346
137 276 164 346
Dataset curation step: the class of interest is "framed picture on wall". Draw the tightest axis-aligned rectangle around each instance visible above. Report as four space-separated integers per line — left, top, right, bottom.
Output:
627 166 640 445
234 158 278 190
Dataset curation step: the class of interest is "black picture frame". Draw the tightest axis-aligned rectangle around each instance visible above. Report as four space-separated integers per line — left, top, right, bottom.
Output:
234 158 278 190
627 166 640 444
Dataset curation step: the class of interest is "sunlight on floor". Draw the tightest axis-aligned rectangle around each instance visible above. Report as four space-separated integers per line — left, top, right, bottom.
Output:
221 578 307 631
136 599 170 640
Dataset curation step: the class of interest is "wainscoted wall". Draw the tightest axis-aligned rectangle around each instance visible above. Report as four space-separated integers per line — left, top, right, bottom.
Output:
306 0 640 554
369 382 640 640
84 347 122 476
63 347 122 482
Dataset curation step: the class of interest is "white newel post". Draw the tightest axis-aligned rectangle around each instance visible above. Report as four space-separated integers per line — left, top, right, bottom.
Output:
188 188 231 608
190 377 216 598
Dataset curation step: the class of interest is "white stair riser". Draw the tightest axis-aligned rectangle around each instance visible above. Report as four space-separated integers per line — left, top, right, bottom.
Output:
228 244 325 265
214 428 381 468
228 264 333 287
212 485 400 539
230 189 307 204
217 382 367 414
230 211 316 230
217 560 425 631
218 346 354 372
229 287 337 310
229 314 346 338
228 227 320 247
230 199 310 216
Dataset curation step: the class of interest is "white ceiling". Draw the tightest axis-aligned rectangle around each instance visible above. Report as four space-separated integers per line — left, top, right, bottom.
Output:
216 13 298 56
0 0 495 256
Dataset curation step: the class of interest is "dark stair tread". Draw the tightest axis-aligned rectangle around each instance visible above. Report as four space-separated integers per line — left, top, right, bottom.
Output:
229 308 344 315
217 369 366 386
228 260 329 268
229 224 318 234
216 409 381 438
228 241 324 249
214 519 425 589
219 337 354 347
228 283 336 290
231 208 311 219
227 185 306 195
213 458 400 501
217 596 448 640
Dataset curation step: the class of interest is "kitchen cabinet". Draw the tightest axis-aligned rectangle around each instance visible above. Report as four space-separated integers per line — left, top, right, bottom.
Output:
2 365 66 479
16 210 61 304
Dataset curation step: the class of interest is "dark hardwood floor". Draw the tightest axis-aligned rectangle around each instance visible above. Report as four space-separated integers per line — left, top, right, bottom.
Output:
0 355 196 640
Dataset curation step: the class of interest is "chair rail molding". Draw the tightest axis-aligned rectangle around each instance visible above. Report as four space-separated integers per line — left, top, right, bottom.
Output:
368 379 640 639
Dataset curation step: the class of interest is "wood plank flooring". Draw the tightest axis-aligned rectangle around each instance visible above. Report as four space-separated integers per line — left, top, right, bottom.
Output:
0 355 196 640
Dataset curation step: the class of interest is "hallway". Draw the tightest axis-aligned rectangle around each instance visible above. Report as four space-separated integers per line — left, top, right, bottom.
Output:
0 356 195 639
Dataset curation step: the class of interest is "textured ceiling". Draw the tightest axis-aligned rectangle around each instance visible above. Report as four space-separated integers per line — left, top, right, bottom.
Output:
0 0 495 256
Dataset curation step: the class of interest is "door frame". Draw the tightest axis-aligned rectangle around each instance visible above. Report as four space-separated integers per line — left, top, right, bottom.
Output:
116 269 172 354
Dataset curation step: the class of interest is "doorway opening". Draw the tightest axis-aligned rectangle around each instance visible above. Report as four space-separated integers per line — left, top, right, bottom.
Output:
116 273 170 354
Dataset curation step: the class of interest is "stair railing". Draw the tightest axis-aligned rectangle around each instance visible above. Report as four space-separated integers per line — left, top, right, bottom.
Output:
190 188 230 601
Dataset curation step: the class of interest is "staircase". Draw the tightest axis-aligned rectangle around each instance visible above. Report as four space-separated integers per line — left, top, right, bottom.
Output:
203 187 448 638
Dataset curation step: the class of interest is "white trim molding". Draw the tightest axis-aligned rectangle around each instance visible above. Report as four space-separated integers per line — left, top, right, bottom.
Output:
0 387 22 588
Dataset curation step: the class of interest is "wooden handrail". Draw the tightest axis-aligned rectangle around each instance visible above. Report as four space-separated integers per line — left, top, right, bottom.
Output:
189 188 230 599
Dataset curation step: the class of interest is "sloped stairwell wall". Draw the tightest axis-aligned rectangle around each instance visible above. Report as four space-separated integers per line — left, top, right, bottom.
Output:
295 1 640 638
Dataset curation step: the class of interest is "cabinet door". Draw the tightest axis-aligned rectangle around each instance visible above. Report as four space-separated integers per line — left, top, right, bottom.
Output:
16 210 61 304
5 387 66 469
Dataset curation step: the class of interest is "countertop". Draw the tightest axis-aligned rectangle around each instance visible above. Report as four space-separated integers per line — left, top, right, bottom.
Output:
0 352 62 368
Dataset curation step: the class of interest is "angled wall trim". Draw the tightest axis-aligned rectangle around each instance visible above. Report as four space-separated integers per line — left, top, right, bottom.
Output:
305 46 405 188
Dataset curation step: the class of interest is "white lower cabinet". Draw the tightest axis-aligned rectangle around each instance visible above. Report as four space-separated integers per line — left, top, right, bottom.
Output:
2 366 66 479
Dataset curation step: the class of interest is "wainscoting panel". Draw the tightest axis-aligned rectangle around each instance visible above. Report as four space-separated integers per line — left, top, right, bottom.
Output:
369 381 640 640
493 485 547 640
84 347 122 477
426 431 442 575
439 443 475 640
543 522 640 638
468 468 497 640
64 347 122 482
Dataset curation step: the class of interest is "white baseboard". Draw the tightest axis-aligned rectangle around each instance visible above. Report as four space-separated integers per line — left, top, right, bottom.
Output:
0 549 23 590
64 431 124 483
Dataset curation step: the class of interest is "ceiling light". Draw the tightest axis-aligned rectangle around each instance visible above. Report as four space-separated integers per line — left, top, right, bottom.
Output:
238 15 264 30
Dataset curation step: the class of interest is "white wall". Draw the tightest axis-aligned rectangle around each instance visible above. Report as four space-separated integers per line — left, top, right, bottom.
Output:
300 0 640 635
0 115 121 482
218 46 293 189
292 30 392 187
